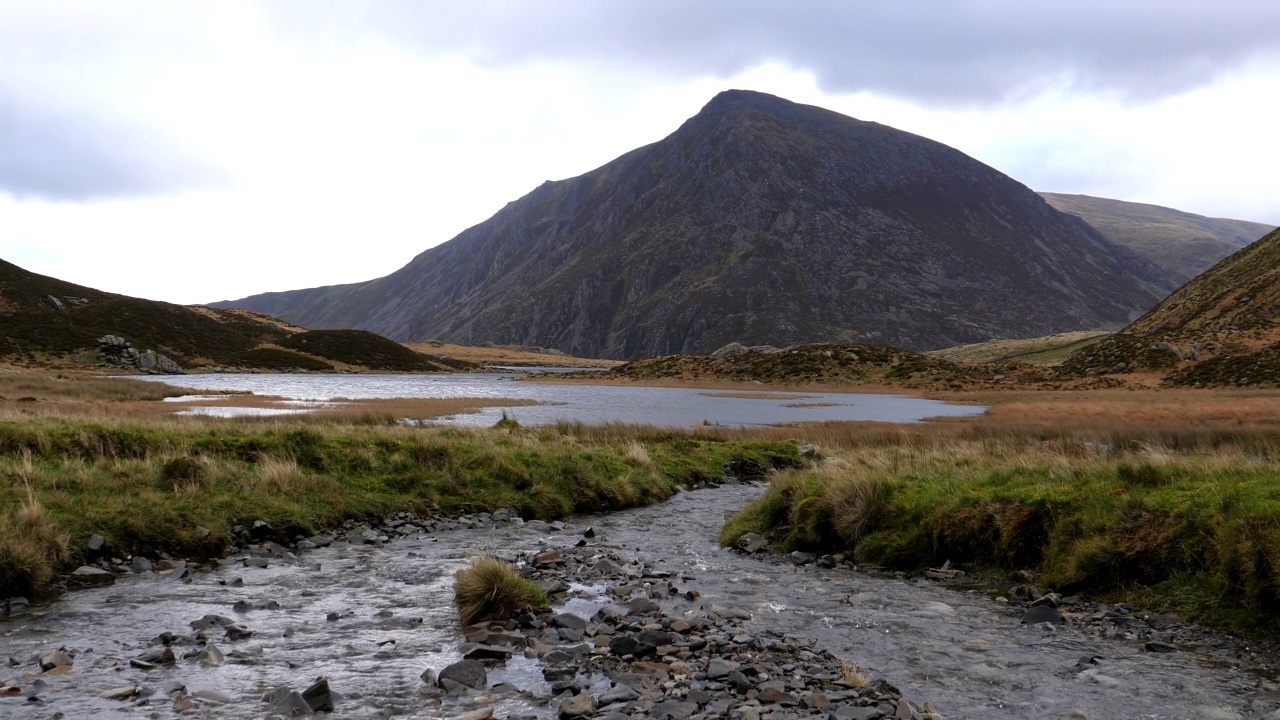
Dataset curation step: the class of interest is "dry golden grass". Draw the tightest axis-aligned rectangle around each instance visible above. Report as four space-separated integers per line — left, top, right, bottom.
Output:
623 441 652 468
0 492 69 598
840 661 871 690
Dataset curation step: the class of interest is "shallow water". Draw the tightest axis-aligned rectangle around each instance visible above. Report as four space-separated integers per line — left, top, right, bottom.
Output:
133 372 985 427
1 485 1267 719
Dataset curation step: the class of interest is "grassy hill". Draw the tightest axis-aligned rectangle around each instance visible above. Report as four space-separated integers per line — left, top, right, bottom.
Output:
1040 193 1274 285
0 259 472 373
927 331 1110 366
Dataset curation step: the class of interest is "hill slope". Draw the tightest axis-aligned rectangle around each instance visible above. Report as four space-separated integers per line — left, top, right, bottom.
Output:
0 259 468 373
216 90 1169 359
1040 193 1274 285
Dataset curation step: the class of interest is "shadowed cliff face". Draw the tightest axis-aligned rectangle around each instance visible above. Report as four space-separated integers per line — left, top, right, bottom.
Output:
216 90 1168 359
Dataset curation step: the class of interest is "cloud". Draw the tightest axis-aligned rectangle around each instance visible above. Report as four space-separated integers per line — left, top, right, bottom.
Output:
0 85 224 200
278 0 1280 105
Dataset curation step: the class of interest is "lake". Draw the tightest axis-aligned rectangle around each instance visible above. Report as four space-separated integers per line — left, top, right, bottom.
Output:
134 372 985 427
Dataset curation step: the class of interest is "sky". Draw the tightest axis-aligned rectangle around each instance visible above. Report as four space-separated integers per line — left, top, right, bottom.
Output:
3 1 1279 305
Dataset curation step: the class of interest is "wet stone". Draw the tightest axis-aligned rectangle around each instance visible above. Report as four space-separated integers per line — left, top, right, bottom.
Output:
438 659 487 690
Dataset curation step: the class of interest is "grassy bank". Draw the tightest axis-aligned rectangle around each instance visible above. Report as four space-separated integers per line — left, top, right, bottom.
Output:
721 435 1280 637
0 415 802 597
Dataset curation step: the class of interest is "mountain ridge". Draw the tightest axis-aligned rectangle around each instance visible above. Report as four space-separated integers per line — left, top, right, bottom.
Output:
1039 192 1274 285
215 90 1170 359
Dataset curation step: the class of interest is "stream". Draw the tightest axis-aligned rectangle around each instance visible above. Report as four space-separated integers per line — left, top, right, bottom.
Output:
1 484 1269 719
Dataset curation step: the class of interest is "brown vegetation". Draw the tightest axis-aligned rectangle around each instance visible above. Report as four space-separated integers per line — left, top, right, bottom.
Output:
454 555 549 625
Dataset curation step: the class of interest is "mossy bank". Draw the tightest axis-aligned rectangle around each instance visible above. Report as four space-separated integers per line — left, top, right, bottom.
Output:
0 417 803 598
721 439 1280 638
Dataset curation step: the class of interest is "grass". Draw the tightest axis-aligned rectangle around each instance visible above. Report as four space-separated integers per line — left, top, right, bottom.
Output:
720 435 1280 637
0 487 70 598
0 409 803 598
454 554 549 625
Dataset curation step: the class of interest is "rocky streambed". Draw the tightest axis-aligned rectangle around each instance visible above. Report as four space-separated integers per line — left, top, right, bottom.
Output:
1 483 1276 719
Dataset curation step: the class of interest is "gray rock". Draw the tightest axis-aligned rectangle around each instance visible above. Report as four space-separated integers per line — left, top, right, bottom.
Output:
267 688 314 715
1021 604 1065 625
597 683 640 706
69 566 115 586
559 693 595 718
736 532 769 553
707 658 740 679
130 556 153 573
554 613 589 631
301 676 334 712
87 534 105 551
438 659 487 690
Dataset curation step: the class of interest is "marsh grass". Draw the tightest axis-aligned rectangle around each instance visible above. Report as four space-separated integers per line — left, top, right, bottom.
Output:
0 490 69 598
453 554 549 625
0 413 802 598
721 438 1280 636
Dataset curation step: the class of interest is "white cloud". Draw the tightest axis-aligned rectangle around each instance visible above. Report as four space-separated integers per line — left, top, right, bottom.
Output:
1 2 1277 305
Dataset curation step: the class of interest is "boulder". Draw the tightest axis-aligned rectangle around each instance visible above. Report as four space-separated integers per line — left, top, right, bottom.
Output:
438 659 487 690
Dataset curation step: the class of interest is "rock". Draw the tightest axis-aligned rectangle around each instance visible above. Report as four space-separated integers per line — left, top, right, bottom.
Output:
598 683 640 706
301 677 334 712
462 644 513 661
707 657 740 678
559 693 595 718
535 550 561 566
191 689 232 703
736 532 769 553
1021 605 1064 625
1010 569 1039 583
419 668 436 685
101 685 138 701
438 659 487 690
69 566 115 586
1144 641 1177 653
88 534 105 551
38 650 74 671
130 556 153 573
1030 592 1062 608
797 442 817 457
554 613 588 631
267 688 314 715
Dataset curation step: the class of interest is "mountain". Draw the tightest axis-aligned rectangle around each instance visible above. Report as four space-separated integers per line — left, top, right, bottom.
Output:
1055 227 1280 387
1040 193 1275 285
215 90 1171 358
1128 226 1280 336
0 259 470 373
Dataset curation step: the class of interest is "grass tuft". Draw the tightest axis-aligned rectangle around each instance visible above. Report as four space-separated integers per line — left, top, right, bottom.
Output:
453 554 548 625
0 491 69 598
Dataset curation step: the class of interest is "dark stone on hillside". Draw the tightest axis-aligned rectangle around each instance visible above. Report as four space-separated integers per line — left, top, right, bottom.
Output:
87 534 104 551
1021 605 1065 625
438 659 487 690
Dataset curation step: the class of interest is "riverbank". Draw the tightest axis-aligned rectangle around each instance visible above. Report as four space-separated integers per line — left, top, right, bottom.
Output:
720 430 1280 639
0 406 804 599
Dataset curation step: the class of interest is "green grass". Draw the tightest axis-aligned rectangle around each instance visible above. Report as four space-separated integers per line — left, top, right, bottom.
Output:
454 555 549 625
721 443 1280 637
0 417 802 596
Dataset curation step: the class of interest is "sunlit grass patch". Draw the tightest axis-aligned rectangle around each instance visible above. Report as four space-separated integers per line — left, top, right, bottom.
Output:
454 554 548 625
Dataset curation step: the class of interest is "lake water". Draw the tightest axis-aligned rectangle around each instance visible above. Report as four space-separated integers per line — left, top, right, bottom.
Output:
134 373 985 427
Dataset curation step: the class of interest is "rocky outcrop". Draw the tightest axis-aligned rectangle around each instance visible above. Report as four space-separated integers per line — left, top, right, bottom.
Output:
97 335 183 374
216 90 1168 359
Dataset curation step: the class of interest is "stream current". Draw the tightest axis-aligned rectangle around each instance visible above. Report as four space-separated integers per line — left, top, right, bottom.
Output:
0 484 1266 719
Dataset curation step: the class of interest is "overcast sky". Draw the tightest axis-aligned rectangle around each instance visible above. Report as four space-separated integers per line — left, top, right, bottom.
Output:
4 1 1279 304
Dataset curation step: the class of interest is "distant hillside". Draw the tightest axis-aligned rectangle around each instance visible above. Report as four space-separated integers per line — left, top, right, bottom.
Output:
1055 227 1280 388
927 331 1110 366
0 259 471 373
1040 193 1274 285
1128 227 1280 335
216 90 1169 358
